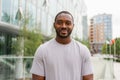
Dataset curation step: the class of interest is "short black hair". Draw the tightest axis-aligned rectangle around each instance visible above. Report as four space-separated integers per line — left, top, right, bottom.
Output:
54 11 74 22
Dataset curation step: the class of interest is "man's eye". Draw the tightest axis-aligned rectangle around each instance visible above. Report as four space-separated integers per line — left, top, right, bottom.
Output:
66 22 71 25
56 21 63 25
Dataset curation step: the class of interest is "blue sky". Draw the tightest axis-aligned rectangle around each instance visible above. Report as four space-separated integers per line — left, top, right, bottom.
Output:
84 0 120 38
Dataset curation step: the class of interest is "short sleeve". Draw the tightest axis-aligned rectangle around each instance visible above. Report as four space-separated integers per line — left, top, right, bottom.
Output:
30 46 45 76
81 46 93 76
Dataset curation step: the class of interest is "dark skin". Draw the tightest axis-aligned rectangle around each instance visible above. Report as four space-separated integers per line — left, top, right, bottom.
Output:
54 13 74 44
32 13 93 80
83 74 93 80
32 74 45 80
32 74 93 80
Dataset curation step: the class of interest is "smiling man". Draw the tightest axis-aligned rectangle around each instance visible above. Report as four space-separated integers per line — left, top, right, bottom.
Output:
30 11 93 80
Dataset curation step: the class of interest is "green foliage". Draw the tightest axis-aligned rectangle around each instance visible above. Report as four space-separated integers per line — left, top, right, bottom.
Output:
102 43 110 54
74 38 90 49
102 38 120 57
81 40 90 49
13 10 43 56
12 29 43 56
23 30 43 56
0 39 5 55
102 44 106 54
115 38 120 56
115 58 120 62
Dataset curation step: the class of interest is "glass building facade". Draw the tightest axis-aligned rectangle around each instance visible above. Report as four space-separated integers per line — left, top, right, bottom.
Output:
0 0 87 37
82 16 88 40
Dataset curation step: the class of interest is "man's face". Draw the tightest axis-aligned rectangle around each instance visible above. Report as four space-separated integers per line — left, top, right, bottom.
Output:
54 13 74 38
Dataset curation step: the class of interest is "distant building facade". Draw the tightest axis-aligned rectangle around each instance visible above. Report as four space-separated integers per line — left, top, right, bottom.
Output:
82 16 88 40
89 14 112 53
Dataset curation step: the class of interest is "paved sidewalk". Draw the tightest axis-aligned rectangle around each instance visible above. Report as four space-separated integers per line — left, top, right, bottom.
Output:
91 56 120 80
114 62 120 80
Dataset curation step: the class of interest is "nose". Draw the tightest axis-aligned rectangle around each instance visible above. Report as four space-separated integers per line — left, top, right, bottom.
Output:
62 23 66 28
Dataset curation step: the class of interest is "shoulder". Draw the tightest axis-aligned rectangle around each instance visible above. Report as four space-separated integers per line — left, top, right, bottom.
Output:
73 39 91 57
34 39 55 58
42 38 55 46
73 39 88 50
38 38 55 49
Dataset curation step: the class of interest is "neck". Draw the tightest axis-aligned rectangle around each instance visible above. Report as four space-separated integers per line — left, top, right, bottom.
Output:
55 36 71 44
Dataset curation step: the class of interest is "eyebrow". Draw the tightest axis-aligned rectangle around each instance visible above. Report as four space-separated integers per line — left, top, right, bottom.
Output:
55 20 72 23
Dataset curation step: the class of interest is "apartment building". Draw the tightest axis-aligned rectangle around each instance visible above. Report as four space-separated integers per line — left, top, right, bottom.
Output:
89 14 112 53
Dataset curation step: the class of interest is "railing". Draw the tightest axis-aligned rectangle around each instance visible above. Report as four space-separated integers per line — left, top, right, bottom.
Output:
0 56 33 80
0 55 116 80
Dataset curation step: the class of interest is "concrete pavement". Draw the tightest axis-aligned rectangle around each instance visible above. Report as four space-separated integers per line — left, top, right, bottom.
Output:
91 55 120 80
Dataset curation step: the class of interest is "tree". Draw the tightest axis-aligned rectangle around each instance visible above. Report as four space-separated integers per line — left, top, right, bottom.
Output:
102 44 106 54
74 37 90 49
23 29 43 56
12 10 43 56
12 26 44 56
102 38 120 57
114 38 120 57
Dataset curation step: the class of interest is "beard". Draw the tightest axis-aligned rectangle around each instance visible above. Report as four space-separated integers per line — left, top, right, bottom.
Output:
55 27 72 38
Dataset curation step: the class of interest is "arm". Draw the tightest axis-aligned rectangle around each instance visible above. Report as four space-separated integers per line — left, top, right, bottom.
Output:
32 74 45 80
83 74 93 80
31 46 46 80
80 45 94 80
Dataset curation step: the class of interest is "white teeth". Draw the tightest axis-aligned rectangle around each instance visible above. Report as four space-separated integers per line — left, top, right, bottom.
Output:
61 30 67 33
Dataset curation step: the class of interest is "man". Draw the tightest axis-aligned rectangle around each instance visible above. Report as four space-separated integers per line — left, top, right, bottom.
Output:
30 11 93 80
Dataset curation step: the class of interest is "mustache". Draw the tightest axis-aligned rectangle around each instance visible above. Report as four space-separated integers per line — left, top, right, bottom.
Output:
60 28 68 30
